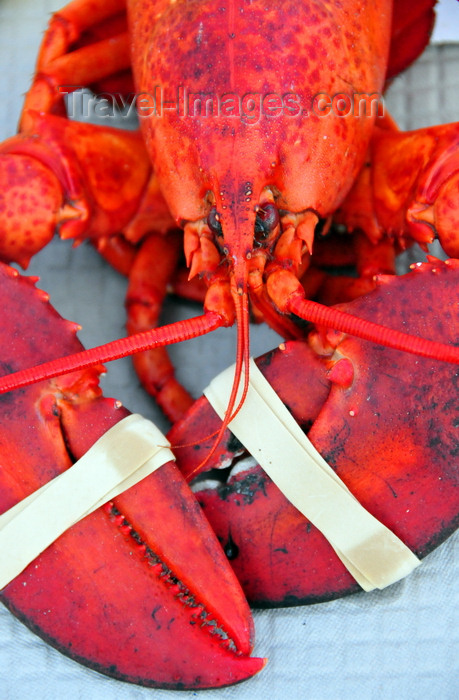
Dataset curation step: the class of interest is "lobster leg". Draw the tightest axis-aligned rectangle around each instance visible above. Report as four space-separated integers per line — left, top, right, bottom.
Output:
335 122 459 258
20 0 129 122
0 0 148 268
305 233 397 306
92 234 138 276
0 116 153 266
168 268 208 304
94 238 208 308
126 230 195 423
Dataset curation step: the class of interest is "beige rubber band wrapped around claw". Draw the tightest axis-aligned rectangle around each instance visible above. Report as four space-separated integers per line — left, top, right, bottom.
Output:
204 359 421 591
0 414 174 590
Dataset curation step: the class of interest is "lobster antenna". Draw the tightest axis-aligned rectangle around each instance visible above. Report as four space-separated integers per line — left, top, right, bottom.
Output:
287 295 459 364
0 313 222 394
1 284 458 400
229 284 251 421
187 286 252 473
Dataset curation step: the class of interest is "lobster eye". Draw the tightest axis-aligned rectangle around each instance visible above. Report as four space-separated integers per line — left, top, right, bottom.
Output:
207 207 223 237
254 204 279 244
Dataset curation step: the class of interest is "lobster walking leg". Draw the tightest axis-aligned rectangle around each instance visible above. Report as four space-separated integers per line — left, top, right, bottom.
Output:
305 233 397 306
93 233 138 276
126 230 195 423
21 0 129 122
95 236 208 305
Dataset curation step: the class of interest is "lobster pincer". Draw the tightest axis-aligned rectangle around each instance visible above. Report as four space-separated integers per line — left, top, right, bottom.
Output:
169 259 459 606
0 262 264 689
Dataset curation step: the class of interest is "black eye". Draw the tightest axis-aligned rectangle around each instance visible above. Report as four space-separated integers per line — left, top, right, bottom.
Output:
207 207 223 237
254 204 279 243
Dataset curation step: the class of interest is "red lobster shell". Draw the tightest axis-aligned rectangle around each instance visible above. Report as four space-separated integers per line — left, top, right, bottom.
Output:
0 0 459 696
170 259 459 605
0 261 265 689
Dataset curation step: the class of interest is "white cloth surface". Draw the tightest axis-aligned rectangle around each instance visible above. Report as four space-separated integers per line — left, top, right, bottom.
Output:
0 1 458 698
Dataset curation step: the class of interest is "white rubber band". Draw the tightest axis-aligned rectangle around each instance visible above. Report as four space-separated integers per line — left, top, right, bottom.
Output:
0 414 174 590
204 358 421 591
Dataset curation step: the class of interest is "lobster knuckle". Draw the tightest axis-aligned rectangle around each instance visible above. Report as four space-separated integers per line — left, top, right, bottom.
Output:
372 130 436 217
0 152 62 267
327 357 355 388
18 113 151 243
69 126 151 231
266 268 304 313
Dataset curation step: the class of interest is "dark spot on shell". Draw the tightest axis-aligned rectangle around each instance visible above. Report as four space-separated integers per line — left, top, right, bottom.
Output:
219 469 267 505
227 432 244 454
224 532 239 559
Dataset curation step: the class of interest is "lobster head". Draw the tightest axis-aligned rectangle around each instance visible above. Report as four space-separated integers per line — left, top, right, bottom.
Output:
129 0 391 298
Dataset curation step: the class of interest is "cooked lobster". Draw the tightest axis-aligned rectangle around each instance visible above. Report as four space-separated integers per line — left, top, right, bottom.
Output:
0 0 457 414
0 0 458 693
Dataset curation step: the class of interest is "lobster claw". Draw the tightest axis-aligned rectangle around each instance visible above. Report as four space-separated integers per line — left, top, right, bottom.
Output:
0 263 264 688
170 260 459 607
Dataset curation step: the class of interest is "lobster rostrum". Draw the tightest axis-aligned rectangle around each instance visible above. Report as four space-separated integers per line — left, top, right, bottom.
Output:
0 0 458 691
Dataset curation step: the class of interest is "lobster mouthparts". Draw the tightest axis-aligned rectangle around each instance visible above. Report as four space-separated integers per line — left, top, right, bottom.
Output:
0 263 264 689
